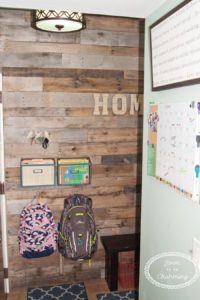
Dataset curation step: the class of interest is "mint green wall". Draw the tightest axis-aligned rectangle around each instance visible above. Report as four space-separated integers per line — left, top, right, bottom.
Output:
140 1 200 299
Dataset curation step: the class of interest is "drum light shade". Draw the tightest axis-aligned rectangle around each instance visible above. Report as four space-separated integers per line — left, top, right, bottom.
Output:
32 10 86 33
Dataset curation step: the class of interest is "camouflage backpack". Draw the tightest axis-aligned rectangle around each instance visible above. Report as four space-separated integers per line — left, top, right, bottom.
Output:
58 194 97 260
18 201 57 259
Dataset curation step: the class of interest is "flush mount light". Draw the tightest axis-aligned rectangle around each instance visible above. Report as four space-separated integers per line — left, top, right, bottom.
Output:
32 10 86 33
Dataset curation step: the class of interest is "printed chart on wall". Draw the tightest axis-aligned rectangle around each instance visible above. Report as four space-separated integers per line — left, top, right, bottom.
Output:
148 102 200 202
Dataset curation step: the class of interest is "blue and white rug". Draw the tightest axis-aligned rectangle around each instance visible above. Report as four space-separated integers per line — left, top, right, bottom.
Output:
27 282 88 300
96 290 138 300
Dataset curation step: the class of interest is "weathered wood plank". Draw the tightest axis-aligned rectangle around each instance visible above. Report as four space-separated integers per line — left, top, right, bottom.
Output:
2 67 124 79
3 77 43 91
5 185 130 200
5 141 140 157
92 164 135 177
102 154 142 165
0 55 143 72
0 41 3 53
5 143 59 157
62 54 143 70
43 77 143 93
106 207 140 219
4 116 142 129
2 40 144 57
4 127 88 144
3 107 99 118
124 70 144 80
0 53 62 68
51 127 88 143
3 92 141 109
8 267 75 288
4 107 67 117
96 217 140 231
85 15 144 32
0 10 28 25
81 30 144 47
3 92 95 108
58 142 141 156
8 255 106 276
88 128 142 142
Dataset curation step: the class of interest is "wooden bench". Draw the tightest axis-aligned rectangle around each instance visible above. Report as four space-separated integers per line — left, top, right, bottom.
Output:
101 233 140 291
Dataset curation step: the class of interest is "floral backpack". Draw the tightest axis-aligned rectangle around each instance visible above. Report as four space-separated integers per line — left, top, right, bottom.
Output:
18 200 57 258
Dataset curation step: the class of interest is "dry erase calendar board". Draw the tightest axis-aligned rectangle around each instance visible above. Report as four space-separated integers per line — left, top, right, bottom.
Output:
150 0 200 90
148 102 200 202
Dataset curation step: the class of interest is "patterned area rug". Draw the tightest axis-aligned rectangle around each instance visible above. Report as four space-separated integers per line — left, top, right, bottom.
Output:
27 282 88 300
96 290 138 300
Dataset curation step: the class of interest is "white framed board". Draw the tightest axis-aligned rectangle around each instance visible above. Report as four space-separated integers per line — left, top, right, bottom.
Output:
148 101 200 202
150 0 200 90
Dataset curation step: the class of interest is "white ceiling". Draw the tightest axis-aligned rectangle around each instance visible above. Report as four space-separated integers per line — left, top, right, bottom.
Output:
0 0 167 18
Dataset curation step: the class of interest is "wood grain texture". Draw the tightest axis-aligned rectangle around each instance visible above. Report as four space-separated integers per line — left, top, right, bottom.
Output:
2 67 124 79
0 53 144 70
43 77 143 93
80 30 144 47
0 53 62 68
62 54 143 70
5 183 137 197
3 77 43 91
4 115 143 128
3 92 142 109
87 128 142 142
0 9 144 288
85 15 144 32
1 41 143 57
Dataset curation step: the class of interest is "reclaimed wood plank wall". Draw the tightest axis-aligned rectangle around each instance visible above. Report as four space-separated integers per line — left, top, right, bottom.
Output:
0 9 144 289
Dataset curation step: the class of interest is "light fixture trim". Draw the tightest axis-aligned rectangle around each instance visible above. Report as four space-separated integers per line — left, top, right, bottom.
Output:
32 10 86 33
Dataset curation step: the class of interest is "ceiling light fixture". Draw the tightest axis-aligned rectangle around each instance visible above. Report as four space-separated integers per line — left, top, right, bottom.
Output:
32 10 86 33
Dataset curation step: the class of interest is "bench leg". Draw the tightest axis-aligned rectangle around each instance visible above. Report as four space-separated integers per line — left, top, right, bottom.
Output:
105 252 118 291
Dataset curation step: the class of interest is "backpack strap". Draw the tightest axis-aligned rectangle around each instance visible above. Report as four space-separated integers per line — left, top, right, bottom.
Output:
64 194 92 209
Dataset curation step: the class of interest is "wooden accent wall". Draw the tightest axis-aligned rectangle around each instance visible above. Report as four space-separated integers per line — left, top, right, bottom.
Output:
0 9 144 289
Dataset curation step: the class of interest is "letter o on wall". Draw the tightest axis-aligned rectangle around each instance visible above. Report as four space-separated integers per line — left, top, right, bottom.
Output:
112 94 127 115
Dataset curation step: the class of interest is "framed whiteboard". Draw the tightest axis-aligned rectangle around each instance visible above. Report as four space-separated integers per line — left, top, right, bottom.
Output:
150 0 200 90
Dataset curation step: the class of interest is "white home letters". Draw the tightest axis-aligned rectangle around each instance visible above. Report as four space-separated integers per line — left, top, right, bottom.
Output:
93 93 141 116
